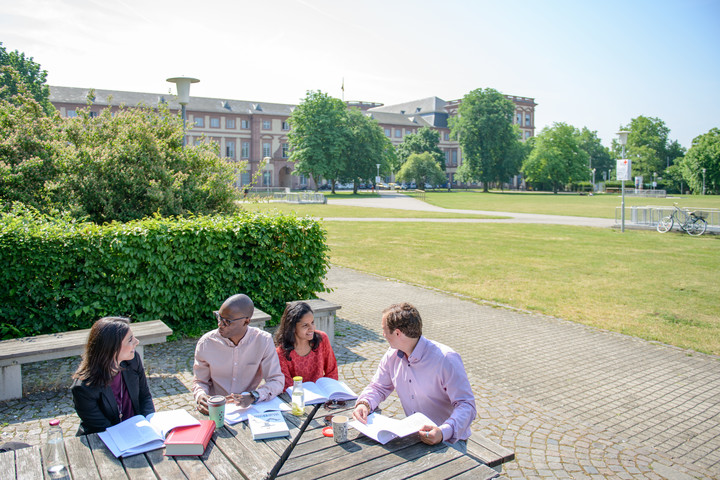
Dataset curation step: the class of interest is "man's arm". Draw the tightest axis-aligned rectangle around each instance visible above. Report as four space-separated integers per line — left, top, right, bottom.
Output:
352 349 396 423
256 336 285 402
437 351 477 443
192 341 212 413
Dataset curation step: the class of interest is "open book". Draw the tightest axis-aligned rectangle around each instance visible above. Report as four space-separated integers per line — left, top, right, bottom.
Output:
98 409 200 457
224 396 286 424
349 412 437 445
247 411 290 440
285 377 357 405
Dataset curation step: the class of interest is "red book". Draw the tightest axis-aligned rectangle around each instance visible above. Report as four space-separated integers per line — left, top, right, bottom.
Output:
164 420 215 456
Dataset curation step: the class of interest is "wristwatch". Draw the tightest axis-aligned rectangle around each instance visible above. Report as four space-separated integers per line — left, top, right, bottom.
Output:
250 390 260 404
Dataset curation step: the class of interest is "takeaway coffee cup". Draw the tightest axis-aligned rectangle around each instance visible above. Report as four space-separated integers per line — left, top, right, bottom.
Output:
332 415 348 443
208 395 226 429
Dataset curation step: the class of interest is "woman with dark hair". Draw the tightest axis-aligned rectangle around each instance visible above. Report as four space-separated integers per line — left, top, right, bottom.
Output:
71 317 154 435
274 301 338 390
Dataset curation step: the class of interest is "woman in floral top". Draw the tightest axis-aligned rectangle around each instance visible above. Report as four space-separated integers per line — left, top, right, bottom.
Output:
274 301 338 390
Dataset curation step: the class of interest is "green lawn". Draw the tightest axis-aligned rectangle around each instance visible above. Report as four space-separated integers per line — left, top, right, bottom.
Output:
409 190 720 219
239 202 505 219
324 221 720 355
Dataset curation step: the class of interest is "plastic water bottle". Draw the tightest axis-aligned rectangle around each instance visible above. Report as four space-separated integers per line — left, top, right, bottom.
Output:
291 376 304 416
43 419 68 476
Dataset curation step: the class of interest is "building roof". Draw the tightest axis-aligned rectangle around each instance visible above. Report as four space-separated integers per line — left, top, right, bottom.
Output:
49 86 297 116
365 111 433 128
369 96 450 128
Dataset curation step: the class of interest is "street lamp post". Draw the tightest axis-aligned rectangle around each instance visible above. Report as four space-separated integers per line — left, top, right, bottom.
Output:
702 168 707 195
167 76 200 147
591 168 596 193
653 172 657 192
616 131 629 232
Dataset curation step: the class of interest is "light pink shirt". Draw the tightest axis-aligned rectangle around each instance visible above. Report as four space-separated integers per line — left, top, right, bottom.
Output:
356 336 477 443
192 327 284 403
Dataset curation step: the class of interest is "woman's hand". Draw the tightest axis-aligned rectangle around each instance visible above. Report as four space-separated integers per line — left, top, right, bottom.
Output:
419 425 442 445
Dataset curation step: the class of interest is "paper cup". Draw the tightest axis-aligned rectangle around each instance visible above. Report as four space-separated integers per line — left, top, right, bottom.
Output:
332 415 348 443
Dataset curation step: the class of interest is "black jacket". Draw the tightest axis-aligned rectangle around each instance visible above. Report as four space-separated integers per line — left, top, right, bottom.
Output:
71 351 155 435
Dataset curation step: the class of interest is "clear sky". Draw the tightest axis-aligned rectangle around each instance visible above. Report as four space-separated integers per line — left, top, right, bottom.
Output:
2 0 718 148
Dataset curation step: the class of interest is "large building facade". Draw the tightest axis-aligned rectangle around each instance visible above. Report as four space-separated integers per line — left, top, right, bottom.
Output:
49 86 536 189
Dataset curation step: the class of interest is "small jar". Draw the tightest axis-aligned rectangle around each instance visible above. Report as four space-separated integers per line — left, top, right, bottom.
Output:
291 376 304 416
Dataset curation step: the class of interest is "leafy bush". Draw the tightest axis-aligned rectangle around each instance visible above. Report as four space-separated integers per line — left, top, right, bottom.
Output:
0 206 330 338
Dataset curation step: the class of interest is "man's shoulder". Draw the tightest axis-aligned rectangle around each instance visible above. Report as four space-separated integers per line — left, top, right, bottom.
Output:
424 337 460 359
248 326 273 341
198 329 221 342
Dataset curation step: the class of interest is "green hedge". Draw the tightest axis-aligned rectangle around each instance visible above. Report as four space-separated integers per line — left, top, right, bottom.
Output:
0 208 330 339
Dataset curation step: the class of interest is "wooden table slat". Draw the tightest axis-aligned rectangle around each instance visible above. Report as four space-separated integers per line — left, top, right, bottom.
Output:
144 449 187 480
404 454 494 480
212 425 278 480
120 450 157 480
65 435 101 480
0 450 17 480
174 455 215 480
86 434 129 480
198 439 245 479
14 445 44 480
452 464 505 480
466 436 515 468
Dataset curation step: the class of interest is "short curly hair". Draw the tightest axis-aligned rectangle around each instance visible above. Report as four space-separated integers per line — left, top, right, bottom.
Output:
382 302 422 339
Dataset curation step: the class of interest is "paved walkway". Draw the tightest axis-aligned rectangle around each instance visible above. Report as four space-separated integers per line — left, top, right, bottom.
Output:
2 265 719 479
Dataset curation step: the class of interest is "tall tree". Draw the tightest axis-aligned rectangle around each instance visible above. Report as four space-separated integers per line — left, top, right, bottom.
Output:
614 116 684 180
0 43 54 115
396 127 445 170
341 109 395 193
288 91 348 192
395 152 446 189
577 127 612 180
522 123 589 193
449 88 519 192
680 128 719 194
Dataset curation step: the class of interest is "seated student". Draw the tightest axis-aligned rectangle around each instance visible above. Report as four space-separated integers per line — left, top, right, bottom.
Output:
71 317 154 435
352 302 476 446
193 294 284 413
274 301 338 390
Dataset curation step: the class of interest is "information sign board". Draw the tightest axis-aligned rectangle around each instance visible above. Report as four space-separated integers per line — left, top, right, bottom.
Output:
617 159 631 181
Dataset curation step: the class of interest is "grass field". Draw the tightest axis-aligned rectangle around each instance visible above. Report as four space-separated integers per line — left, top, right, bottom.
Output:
325 221 720 355
408 190 720 219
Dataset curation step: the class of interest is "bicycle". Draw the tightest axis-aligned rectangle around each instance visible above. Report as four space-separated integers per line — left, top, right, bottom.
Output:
657 204 707 236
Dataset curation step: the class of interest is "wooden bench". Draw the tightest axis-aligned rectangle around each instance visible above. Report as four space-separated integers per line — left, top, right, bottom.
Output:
249 308 271 330
0 320 172 401
467 434 516 473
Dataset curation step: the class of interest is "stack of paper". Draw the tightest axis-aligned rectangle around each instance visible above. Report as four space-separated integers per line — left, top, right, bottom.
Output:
349 412 436 445
224 396 287 424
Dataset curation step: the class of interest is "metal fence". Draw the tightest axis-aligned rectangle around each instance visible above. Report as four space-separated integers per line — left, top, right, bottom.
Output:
615 205 720 233
272 192 327 204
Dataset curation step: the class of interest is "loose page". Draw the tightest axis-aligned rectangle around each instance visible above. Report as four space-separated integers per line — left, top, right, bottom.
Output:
349 412 436 445
225 396 286 424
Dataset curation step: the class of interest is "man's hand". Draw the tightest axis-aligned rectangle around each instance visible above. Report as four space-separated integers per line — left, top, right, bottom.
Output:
352 403 369 424
419 425 442 445
196 393 209 415
229 392 254 408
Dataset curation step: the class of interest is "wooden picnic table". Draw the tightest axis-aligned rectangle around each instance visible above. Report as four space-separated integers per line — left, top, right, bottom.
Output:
0 399 513 480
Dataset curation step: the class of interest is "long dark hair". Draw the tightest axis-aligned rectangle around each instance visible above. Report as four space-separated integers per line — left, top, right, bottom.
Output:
73 317 131 387
274 301 321 360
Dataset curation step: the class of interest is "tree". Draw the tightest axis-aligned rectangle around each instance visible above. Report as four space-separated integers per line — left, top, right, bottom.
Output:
0 43 54 114
614 116 684 180
448 88 520 192
288 91 348 193
396 127 445 170
395 152 446 189
522 123 589 193
341 109 395 194
577 127 612 180
680 128 720 194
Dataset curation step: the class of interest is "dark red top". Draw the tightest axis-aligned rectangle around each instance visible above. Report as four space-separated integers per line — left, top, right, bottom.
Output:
110 372 135 421
276 330 338 390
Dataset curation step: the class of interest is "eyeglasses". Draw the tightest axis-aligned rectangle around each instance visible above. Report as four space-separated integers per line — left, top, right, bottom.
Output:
213 311 250 326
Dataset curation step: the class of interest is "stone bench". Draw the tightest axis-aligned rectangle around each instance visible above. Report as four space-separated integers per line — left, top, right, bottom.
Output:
0 320 173 402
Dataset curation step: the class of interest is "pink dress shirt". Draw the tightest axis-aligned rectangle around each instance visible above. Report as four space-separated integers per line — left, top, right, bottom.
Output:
192 327 284 403
356 336 477 443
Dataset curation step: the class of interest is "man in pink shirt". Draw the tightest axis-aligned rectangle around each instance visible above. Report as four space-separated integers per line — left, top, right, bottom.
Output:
192 294 284 414
352 302 476 445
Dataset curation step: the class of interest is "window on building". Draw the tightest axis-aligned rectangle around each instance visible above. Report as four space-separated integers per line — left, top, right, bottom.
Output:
240 171 251 186
226 141 235 159
282 143 289 158
445 150 450 165
282 121 290 130
300 175 308 186
241 142 250 158
525 114 531 126
394 129 402 138
226 118 236 129
384 128 391 137
263 142 271 157
195 117 204 127
525 131 531 140
406 129 413 135
66 110 77 118
262 170 272 186
210 118 220 128
452 150 458 166
444 132 450 141
241 119 249 129
89 111 98 118
262 120 271 130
